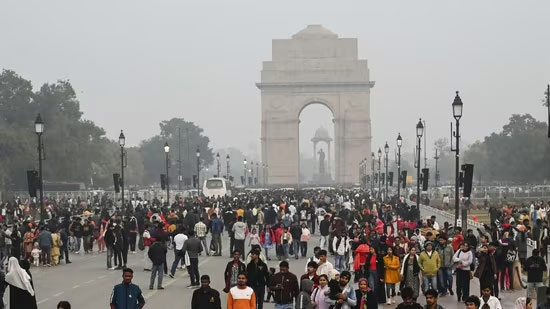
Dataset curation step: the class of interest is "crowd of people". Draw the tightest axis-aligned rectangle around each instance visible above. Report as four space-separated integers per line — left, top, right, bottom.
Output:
0 190 549 309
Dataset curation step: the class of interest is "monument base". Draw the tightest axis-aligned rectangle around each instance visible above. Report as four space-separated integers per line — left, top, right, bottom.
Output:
312 173 333 185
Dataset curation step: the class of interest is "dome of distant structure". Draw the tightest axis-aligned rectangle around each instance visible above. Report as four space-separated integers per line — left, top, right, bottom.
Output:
292 25 338 39
311 126 332 142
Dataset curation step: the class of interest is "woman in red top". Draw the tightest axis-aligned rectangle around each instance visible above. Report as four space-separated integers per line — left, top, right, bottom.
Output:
353 237 370 282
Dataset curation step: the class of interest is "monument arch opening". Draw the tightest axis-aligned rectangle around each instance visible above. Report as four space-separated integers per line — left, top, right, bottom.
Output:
298 103 335 185
258 25 374 186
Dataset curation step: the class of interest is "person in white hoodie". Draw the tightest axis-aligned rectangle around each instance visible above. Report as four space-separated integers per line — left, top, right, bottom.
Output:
332 231 350 272
453 242 473 302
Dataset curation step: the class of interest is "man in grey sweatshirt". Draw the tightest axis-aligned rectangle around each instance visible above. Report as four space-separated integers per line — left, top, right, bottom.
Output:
182 230 203 288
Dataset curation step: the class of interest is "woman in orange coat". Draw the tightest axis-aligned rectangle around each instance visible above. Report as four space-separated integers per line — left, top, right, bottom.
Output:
353 237 370 282
383 247 401 305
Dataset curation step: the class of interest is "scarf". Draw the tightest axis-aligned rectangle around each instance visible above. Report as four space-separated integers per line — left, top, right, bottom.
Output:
5 257 35 296
358 278 370 309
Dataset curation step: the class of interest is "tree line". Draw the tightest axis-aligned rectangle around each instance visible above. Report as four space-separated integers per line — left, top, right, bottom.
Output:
0 69 214 192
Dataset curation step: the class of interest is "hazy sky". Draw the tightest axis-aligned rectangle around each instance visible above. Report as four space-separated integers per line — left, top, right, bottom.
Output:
2 1 549 160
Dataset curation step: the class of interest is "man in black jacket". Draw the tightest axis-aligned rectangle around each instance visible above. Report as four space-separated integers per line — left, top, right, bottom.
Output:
525 248 547 299
148 238 167 290
319 215 331 251
191 275 221 309
269 261 299 308
247 249 269 309
224 250 246 293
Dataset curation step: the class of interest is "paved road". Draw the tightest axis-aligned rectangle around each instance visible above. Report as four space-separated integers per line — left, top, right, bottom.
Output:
17 228 526 308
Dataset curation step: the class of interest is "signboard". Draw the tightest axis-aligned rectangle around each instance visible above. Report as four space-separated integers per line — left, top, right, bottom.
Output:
456 219 462 228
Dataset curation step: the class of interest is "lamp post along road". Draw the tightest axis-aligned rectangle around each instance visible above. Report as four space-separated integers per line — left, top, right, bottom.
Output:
416 119 424 210
397 133 402 200
196 148 201 195
216 153 220 177
370 152 376 198
119 131 126 210
452 91 464 227
384 142 389 201
244 158 247 187
226 154 230 179
35 114 45 221
377 148 381 200
164 142 170 205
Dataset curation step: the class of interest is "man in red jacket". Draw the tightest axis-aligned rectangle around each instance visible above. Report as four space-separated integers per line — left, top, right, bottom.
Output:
452 227 464 252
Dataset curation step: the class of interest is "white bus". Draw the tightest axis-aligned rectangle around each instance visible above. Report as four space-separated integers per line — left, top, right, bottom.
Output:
202 177 232 198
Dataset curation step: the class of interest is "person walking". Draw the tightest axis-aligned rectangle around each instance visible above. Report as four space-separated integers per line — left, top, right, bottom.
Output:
182 230 202 288
474 244 498 296
400 247 421 300
418 241 440 293
290 221 302 260
353 278 377 309
479 285 502 309
210 213 224 256
524 248 547 299
233 216 248 261
436 234 454 297
191 275 221 309
247 249 270 309
384 246 401 305
169 227 187 278
142 223 153 271
423 289 444 309
195 218 209 256
453 242 473 303
269 261 299 309
227 272 256 309
148 238 167 290
332 231 350 273
260 225 275 261
37 227 52 266
6 257 37 309
319 215 330 250
224 250 247 293
300 223 311 258
311 274 330 309
110 268 145 309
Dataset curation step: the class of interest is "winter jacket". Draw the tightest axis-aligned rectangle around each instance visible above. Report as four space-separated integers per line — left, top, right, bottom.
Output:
270 271 299 305
452 249 473 270
525 255 547 283
224 260 246 290
383 255 401 284
110 283 145 309
191 287 221 309
319 220 330 236
148 241 167 265
210 218 224 235
418 250 441 276
436 243 454 268
295 279 314 309
182 237 203 259
246 259 270 287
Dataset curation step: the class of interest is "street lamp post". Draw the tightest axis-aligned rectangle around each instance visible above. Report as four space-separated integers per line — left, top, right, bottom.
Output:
371 152 375 195
377 148 382 200
384 142 389 201
243 158 247 187
416 119 424 210
452 91 463 227
397 133 402 199
34 114 45 221
226 154 230 179
196 148 201 195
250 161 254 187
216 153 220 177
164 142 170 205
256 162 259 187
119 131 126 210
265 164 268 186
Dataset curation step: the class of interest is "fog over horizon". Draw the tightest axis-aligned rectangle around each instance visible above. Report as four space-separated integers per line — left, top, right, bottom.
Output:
1 1 549 160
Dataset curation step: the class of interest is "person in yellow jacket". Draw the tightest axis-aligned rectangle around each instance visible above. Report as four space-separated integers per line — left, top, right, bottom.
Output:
418 241 441 294
227 272 256 309
383 247 401 305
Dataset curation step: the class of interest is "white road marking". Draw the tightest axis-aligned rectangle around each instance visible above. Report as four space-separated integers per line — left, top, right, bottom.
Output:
53 292 64 297
144 257 212 299
84 279 95 284
72 285 80 289
37 298 50 304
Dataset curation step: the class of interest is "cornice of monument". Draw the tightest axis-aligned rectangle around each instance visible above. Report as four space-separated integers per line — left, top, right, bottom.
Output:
256 81 375 90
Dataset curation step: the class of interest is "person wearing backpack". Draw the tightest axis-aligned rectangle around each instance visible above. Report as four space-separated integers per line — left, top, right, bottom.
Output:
332 232 350 273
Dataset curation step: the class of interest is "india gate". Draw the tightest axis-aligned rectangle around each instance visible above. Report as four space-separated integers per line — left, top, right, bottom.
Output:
257 25 374 185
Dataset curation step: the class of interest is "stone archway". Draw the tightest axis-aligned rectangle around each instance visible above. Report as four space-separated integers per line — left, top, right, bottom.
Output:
257 25 374 186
